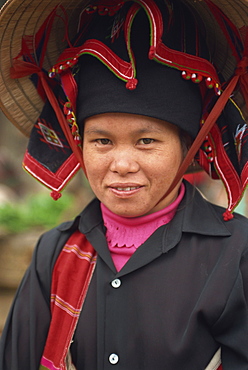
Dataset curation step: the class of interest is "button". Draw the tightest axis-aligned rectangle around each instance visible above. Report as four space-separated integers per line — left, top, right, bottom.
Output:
111 279 121 288
109 353 119 364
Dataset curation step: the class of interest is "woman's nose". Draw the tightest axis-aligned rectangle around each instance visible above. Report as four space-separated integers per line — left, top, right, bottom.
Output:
109 150 140 175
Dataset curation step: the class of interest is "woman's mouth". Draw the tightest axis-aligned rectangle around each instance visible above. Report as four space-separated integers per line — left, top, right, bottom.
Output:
109 184 143 196
114 186 140 191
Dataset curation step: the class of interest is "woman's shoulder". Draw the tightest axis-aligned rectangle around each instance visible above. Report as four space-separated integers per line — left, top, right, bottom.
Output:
183 181 248 243
34 198 101 268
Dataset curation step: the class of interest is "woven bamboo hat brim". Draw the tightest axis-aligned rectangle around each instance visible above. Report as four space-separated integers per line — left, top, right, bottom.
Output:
0 0 248 137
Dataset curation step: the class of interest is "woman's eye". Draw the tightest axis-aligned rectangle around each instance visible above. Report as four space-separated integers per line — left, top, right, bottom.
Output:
139 138 154 145
96 138 111 145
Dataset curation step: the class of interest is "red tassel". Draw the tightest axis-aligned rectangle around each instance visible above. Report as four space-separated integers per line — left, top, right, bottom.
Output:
205 77 214 89
223 210 234 221
181 71 191 80
126 78 138 90
191 73 203 83
51 191 62 200
149 46 156 59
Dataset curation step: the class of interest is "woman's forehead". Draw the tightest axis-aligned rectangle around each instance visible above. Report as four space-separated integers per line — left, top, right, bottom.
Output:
84 112 180 135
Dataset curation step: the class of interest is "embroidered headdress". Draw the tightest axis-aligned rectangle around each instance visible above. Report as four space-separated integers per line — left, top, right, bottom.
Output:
0 0 248 219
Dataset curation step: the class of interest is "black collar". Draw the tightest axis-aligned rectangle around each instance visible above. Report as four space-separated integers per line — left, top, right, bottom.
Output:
59 181 230 238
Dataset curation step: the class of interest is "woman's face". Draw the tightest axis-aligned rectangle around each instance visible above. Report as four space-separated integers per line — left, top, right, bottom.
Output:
83 113 184 217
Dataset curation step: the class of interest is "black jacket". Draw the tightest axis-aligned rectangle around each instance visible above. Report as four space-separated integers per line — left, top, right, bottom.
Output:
1 182 248 369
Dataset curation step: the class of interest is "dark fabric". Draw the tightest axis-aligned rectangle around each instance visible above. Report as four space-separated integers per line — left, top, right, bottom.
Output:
1 182 248 369
77 55 203 138
77 1 203 138
27 86 71 174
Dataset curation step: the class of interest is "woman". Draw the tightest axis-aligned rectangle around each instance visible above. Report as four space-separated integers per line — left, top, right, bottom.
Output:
0 0 248 369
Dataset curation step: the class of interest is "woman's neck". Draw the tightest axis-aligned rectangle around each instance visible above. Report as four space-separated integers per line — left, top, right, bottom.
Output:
101 182 185 251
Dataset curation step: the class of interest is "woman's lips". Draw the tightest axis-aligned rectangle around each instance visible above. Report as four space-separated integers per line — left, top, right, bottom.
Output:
108 184 143 196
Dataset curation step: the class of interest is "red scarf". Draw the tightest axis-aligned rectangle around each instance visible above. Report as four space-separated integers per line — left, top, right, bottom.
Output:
39 230 97 370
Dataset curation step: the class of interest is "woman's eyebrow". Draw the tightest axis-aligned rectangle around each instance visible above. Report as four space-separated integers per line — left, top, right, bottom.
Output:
135 127 164 134
84 128 111 135
84 126 164 135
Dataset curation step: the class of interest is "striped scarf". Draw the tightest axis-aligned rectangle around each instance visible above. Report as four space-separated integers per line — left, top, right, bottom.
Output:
39 230 97 370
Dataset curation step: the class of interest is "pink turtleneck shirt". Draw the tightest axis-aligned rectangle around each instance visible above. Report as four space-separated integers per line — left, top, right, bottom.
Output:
100 183 185 271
